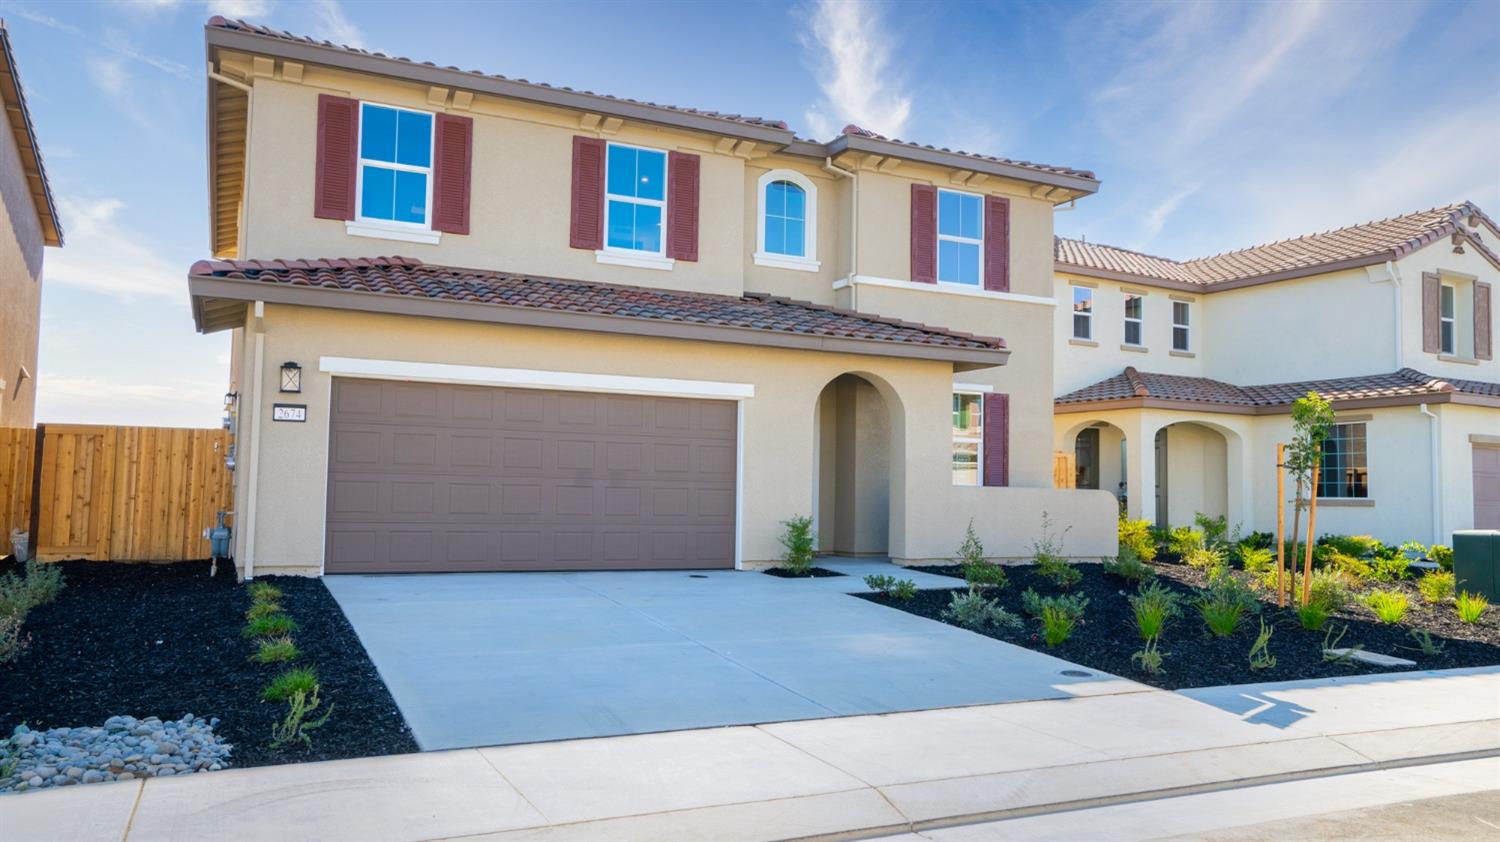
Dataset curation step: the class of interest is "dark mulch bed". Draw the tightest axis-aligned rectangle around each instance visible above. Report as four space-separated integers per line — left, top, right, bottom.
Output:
763 566 845 578
0 558 416 768
863 561 1500 689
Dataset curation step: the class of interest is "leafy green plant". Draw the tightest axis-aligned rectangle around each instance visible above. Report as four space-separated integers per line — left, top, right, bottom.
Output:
262 666 319 702
1417 570 1456 604
252 636 301 664
1321 623 1362 663
1429 544 1453 571
0 561 66 618
956 519 985 566
0 614 27 665
1297 602 1330 631
1103 547 1154 583
1456 591 1490 624
1021 588 1089 621
248 582 283 603
1248 620 1276 670
1405 629 1445 657
1397 540 1429 563
1324 550 1372 581
1167 526 1205 558
1285 393 1336 594
1040 603 1079 647
1131 638 1164 674
1184 545 1227 574
1362 589 1409 624
1129 581 1182 640
1035 554 1082 589
1369 553 1413 583
244 613 298 638
864 574 917 600
269 686 334 749
1238 545 1274 576
1200 599 1246 637
1318 534 1382 558
1194 513 1229 548
942 590 1022 632
1307 569 1354 612
778 515 816 575
1118 516 1157 562
963 561 1008 592
1197 575 1256 637
247 601 284 620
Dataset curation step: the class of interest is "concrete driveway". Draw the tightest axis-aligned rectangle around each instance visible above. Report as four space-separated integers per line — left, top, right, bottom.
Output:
325 559 1131 750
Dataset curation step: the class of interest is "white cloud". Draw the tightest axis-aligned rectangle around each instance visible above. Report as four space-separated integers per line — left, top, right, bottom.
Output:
801 0 913 140
86 58 129 96
1142 185 1199 240
45 197 188 299
35 376 226 428
311 0 366 49
18 8 194 80
205 0 275 16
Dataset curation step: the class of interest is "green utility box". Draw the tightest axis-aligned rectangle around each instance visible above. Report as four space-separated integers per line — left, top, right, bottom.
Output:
1452 530 1500 601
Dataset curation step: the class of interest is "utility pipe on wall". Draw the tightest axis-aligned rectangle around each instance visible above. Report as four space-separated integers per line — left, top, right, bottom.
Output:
242 302 266 580
1420 402 1443 545
822 157 857 310
1382 259 1405 371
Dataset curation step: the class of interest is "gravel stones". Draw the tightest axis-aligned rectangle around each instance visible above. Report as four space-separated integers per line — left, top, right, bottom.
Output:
1 716 231 794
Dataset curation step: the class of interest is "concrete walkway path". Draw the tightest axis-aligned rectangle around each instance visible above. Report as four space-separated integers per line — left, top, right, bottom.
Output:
324 560 1129 750
6 666 1497 842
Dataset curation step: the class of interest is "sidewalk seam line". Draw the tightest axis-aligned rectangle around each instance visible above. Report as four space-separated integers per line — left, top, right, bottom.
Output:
755 725 917 830
118 778 146 842
473 748 553 825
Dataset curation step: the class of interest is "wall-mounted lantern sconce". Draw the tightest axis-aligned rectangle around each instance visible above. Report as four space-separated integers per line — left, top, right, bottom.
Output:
280 361 302 393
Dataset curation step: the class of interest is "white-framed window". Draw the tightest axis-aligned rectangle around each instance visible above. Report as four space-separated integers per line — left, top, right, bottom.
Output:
604 142 667 255
1172 300 1191 351
755 169 819 271
1123 293 1144 346
1440 283 1457 355
1072 286 1093 340
937 189 983 286
1318 422 1369 499
355 102 434 231
952 391 983 486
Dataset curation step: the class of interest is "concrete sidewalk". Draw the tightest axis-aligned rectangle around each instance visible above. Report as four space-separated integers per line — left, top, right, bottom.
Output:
6 667 1498 842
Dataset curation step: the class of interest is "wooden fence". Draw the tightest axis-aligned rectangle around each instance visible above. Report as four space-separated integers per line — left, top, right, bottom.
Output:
1 425 233 562
1053 450 1076 489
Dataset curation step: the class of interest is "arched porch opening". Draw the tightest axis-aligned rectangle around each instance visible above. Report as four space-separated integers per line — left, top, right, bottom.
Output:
813 373 898 556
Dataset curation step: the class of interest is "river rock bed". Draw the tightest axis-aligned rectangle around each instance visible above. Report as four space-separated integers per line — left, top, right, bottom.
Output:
1 715 231 793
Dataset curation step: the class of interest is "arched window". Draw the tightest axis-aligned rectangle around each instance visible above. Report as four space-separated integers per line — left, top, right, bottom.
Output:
755 169 819 271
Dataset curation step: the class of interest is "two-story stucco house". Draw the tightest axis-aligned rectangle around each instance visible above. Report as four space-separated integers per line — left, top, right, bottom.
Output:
187 18 1117 577
1051 203 1500 545
0 21 63 428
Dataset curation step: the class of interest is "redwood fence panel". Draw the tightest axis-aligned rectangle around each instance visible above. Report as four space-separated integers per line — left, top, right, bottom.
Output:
1053 450 1077 489
0 427 36 548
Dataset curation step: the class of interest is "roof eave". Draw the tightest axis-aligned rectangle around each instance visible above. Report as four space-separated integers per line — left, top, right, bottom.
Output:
826 133 1100 196
1054 262 1201 292
1054 391 1480 415
0 24 62 247
187 274 1011 369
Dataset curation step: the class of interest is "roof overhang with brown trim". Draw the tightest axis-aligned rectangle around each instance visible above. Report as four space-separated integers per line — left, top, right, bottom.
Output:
0 21 61 247
1055 391 1500 415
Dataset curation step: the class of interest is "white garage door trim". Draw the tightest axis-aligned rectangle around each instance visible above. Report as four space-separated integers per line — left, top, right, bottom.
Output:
315 356 752 574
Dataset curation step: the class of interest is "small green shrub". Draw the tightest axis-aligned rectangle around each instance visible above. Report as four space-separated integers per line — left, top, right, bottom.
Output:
1369 553 1412 583
1406 629 1444 656
246 601 284 620
963 560 1008 592
1308 569 1355 612
1039 603 1079 647
1429 544 1453 571
778 515 816 575
1197 575 1256 637
1248 619 1276 670
1021 588 1089 621
1297 602 1330 631
1417 570 1456 604
1102 547 1154 583
1200 600 1246 637
248 582 283 603
864 574 917 601
1184 545 1227 574
1456 591 1490 624
1362 589 1409 624
1035 554 1082 589
1324 550 1372 581
252 636 301 664
1193 513 1229 547
1397 540 1429 562
1318 534 1382 558
269 686 334 750
1238 545 1274 576
0 614 27 665
262 666 319 702
1129 581 1182 640
244 613 298 638
1167 526 1205 558
1118 516 1157 562
956 519 985 566
1131 638 1165 674
0 561 66 618
942 590 1022 632
1241 531 1274 550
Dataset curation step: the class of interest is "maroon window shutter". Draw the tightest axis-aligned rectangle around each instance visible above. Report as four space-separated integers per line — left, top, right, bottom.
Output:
432 114 473 235
569 136 605 250
1421 272 1441 353
910 184 937 283
314 94 358 221
983 393 1010 487
1477 281 1493 361
666 151 700 261
984 195 1011 292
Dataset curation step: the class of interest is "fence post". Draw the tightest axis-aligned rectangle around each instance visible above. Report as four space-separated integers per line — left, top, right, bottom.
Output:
25 423 44 562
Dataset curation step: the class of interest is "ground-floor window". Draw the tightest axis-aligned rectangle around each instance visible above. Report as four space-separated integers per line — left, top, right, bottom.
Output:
1318 422 1369 498
952 392 983 485
1075 426 1099 489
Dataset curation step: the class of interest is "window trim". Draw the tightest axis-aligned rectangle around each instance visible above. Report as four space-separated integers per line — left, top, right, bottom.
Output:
936 187 984 287
352 101 436 236
1440 282 1457 356
1123 292 1145 346
952 390 985 487
1071 285 1094 340
754 169 820 272
1171 299 1191 352
601 140 669 258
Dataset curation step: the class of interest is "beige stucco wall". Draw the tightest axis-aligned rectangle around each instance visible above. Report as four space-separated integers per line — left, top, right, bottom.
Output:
232 304 1116 575
1395 242 1500 384
1439 403 1500 541
1161 421 1228 527
1053 273 1205 396
0 103 45 427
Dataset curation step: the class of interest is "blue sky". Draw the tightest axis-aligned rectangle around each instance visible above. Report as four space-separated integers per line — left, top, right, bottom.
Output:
7 0 1498 427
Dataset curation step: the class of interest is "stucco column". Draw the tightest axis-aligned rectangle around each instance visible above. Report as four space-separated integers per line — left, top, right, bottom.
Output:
1224 430 1254 535
1125 415 1158 525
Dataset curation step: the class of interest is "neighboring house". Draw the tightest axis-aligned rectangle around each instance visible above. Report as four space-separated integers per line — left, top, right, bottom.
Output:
1052 203 1500 544
0 21 63 428
187 18 1116 576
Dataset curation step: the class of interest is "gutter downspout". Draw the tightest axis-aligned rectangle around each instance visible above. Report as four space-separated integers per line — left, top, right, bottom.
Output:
823 157 857 310
1382 259 1404 370
243 301 266 580
1420 403 1442 546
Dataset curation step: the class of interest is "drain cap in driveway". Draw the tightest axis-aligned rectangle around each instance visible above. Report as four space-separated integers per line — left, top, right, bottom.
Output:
688 574 709 579
1059 669 1093 677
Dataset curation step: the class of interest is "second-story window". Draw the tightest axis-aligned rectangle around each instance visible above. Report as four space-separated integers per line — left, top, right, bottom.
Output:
937 189 983 286
755 170 819 271
1172 300 1191 351
1072 286 1093 340
358 103 433 227
1440 283 1457 355
1123 293 1144 346
605 143 667 254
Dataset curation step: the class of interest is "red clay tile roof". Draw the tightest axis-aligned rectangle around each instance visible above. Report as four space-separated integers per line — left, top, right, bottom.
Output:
1056 202 1499 287
187 256 1005 351
840 124 1095 181
1057 366 1498 409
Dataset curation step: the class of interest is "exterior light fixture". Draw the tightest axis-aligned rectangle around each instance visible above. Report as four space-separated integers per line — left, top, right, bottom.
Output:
280 361 302 393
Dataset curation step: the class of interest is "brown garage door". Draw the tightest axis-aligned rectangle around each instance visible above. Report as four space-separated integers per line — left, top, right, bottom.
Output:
325 378 737 573
1475 444 1500 530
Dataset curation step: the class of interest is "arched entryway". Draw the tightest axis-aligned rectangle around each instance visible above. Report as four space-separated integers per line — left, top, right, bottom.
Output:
1156 421 1230 529
813 373 896 556
1062 420 1129 513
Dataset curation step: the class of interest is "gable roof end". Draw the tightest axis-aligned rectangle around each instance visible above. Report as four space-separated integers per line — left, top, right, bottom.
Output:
0 20 62 247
